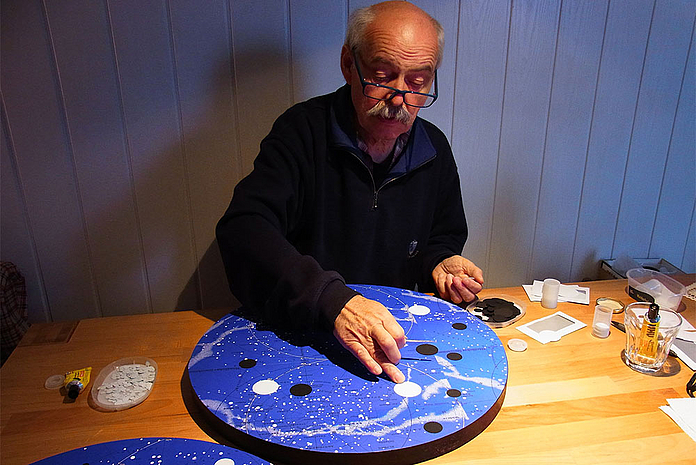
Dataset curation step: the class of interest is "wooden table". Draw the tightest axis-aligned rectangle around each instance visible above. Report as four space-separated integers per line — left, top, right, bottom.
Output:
2 278 695 464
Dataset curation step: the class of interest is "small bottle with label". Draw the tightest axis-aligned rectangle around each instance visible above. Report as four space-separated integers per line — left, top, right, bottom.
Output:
637 303 660 359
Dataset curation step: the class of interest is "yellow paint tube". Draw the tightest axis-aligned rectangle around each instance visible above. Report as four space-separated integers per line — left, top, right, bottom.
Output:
637 304 660 359
64 367 92 399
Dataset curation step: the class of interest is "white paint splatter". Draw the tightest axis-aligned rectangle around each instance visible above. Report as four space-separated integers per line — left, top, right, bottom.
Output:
188 323 253 368
421 379 452 400
436 355 505 390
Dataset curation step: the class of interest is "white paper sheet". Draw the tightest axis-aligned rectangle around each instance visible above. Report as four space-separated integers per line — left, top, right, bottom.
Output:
677 317 696 343
522 280 590 305
660 398 696 442
516 311 587 344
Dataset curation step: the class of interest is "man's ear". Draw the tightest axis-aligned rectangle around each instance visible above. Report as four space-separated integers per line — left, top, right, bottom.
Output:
340 45 353 84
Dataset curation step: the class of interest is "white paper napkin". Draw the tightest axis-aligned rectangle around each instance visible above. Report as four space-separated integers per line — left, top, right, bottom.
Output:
660 398 696 442
677 318 696 343
522 280 590 305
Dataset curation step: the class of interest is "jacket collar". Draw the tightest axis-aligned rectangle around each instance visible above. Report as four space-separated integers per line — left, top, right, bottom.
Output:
329 85 437 175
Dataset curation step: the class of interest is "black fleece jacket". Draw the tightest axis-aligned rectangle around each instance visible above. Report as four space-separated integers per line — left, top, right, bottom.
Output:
216 85 468 331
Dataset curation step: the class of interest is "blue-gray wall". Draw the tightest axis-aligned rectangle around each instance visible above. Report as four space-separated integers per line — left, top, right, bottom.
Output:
2 0 694 323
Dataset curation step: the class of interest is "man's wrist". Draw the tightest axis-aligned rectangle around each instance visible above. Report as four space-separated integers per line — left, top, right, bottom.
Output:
316 280 360 331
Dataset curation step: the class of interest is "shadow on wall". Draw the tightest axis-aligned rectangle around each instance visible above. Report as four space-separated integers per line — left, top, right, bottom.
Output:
178 39 344 318
577 249 599 282
119 48 243 318
69 43 249 320
177 239 240 315
172 42 291 317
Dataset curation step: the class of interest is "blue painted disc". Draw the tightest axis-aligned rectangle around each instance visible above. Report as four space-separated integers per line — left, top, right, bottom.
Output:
31 437 269 464
188 285 507 463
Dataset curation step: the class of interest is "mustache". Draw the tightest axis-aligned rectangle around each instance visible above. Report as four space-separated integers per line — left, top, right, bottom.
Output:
366 100 412 125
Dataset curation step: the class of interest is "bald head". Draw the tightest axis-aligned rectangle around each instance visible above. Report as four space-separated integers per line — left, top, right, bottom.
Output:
345 1 444 69
339 1 442 159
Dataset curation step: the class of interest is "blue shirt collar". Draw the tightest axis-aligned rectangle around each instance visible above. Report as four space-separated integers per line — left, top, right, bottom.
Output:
329 85 437 176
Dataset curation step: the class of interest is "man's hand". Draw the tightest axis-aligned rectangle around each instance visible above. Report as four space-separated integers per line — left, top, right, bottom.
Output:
333 295 406 383
432 255 484 304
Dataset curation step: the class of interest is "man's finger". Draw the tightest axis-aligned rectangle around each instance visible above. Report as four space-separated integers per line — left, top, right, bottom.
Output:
465 276 483 294
447 274 464 303
345 340 383 376
470 267 484 284
382 363 405 384
460 265 483 285
383 318 406 349
452 277 479 302
435 272 447 299
372 327 402 365
458 273 483 295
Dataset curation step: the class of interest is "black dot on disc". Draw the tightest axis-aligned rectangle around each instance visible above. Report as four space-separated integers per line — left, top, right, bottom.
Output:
424 421 443 433
447 389 461 397
239 358 256 369
452 322 467 330
416 343 438 355
290 383 312 396
447 352 462 361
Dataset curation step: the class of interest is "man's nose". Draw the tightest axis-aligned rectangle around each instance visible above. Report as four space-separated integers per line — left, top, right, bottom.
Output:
388 76 409 106
387 90 405 106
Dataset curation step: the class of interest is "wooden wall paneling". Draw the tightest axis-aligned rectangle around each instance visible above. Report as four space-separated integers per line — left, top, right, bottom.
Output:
649 29 695 270
529 0 608 282
108 0 198 312
613 0 696 258
289 0 346 104
682 205 696 272
229 0 292 177
411 0 459 142
570 0 653 281
1 0 99 321
168 0 241 310
451 0 510 278
0 100 50 323
43 0 149 317
487 0 561 287
2 0 694 320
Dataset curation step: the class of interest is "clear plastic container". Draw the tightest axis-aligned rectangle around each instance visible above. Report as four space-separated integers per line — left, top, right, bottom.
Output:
626 268 685 311
91 357 157 411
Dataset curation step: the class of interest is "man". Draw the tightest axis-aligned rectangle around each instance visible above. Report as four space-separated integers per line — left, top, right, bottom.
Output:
217 1 483 384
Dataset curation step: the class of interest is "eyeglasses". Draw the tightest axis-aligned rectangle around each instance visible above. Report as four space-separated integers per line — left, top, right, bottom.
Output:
353 54 438 108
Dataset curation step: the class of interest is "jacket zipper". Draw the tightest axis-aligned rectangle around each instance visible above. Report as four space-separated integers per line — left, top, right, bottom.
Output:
372 154 436 208
346 151 379 209
346 150 436 210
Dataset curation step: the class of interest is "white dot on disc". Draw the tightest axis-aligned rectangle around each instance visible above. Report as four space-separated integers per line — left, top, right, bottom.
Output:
408 304 430 316
252 379 280 395
215 459 235 465
394 381 422 398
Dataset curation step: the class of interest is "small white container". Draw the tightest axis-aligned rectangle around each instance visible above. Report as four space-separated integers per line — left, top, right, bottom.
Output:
541 278 560 309
592 305 613 338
